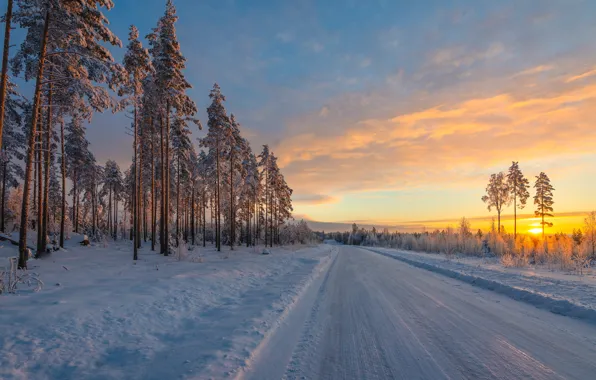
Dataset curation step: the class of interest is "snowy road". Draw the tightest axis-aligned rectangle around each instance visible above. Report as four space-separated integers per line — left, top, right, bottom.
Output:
244 246 596 380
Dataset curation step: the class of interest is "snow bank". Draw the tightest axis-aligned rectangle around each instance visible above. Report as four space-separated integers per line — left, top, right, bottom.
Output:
0 239 334 380
364 247 596 325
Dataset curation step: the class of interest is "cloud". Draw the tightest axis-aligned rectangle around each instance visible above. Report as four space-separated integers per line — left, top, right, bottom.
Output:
273 61 596 201
306 41 324 53
360 58 372 68
429 42 504 68
565 67 596 83
275 32 294 43
293 194 339 205
513 65 554 77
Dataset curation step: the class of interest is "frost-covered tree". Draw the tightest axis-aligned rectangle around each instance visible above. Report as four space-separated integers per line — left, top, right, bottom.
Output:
200 83 229 251
120 24 152 260
583 211 596 260
64 116 94 235
170 116 192 245
0 81 26 232
506 161 530 238
12 0 121 268
103 160 123 240
481 172 510 234
533 172 554 239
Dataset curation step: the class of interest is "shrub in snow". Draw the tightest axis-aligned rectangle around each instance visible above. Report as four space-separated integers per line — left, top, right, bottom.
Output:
0 257 43 294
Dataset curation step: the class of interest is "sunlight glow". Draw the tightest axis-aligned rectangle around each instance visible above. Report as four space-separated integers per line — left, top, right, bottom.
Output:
528 228 543 235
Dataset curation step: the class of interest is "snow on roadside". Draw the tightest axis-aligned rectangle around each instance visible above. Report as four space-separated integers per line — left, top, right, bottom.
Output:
363 247 596 324
0 239 334 380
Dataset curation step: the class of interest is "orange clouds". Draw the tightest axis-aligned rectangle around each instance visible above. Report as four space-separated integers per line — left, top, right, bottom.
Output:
273 61 596 207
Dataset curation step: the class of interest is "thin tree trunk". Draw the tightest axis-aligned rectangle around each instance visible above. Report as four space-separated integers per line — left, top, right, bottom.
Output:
513 190 517 239
176 153 180 246
18 10 50 269
191 186 195 245
72 170 77 233
133 103 138 260
151 117 156 251
114 192 118 240
160 114 165 254
36 104 43 254
138 118 143 249
202 188 206 247
164 101 171 255
230 147 234 250
216 137 220 251
41 78 53 256
1 159 6 232
0 0 13 146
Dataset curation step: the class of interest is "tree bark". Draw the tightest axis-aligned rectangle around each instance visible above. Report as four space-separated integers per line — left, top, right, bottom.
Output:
0 0 13 146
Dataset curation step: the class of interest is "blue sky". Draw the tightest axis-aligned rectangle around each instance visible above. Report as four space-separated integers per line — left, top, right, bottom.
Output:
3 0 596 231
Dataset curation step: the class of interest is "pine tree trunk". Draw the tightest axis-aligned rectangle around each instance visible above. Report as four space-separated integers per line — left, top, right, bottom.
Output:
216 137 221 251
160 114 165 254
164 102 171 255
230 148 234 250
176 153 180 246
72 170 77 233
18 10 50 269
133 104 138 260
513 191 517 239
1 159 6 232
114 193 118 240
138 116 143 249
41 79 53 256
202 189 206 247
191 186 195 245
151 118 156 251
36 109 43 254
0 0 13 147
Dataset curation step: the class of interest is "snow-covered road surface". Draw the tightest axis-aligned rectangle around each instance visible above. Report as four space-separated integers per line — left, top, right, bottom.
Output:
243 246 596 380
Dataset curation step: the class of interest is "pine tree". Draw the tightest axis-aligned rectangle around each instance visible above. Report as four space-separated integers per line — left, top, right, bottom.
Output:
147 0 197 255
506 161 530 238
120 24 152 260
200 84 229 251
481 172 510 235
0 81 26 232
533 172 554 239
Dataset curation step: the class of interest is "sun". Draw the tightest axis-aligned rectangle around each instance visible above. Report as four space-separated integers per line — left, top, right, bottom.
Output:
528 228 543 235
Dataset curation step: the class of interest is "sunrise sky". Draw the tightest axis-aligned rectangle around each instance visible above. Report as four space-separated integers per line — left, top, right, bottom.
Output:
9 0 596 233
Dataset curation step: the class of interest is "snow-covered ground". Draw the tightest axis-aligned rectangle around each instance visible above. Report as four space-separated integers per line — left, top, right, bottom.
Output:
0 235 336 380
363 246 596 323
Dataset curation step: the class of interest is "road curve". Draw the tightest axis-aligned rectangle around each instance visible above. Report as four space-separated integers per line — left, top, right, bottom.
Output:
250 246 596 380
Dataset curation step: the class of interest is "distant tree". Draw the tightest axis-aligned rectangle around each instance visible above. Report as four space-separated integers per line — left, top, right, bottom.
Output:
481 172 510 234
572 228 583 247
533 172 554 239
583 211 596 260
458 216 471 252
506 161 530 238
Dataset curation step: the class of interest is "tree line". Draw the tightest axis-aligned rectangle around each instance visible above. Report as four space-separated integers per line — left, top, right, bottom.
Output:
0 0 298 269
